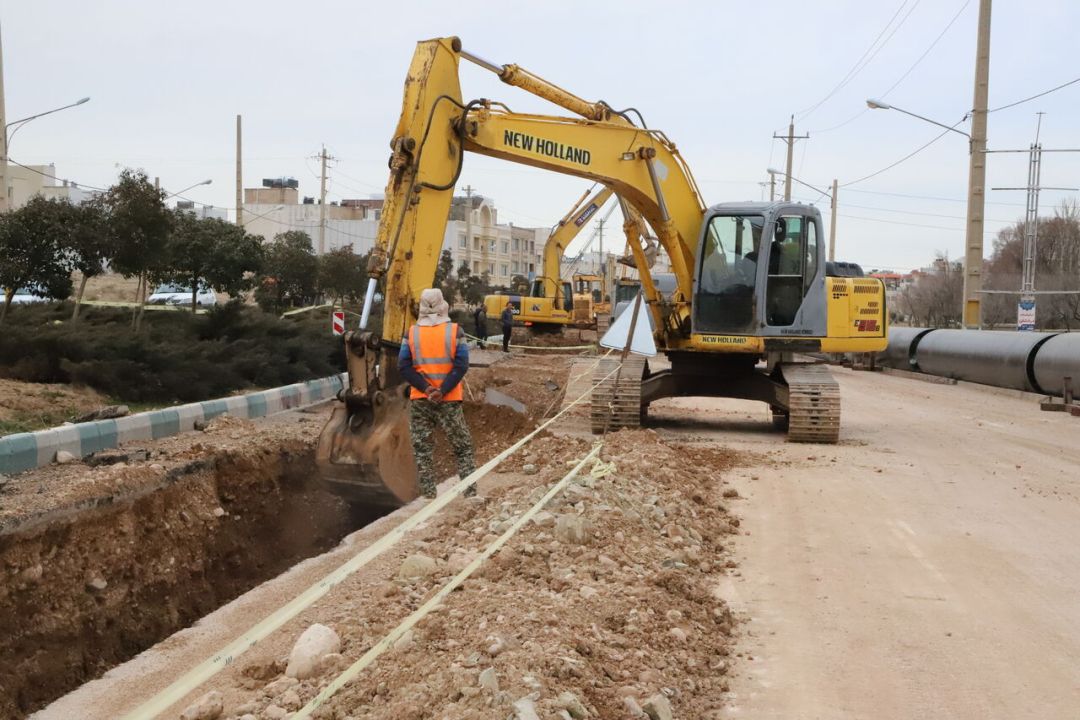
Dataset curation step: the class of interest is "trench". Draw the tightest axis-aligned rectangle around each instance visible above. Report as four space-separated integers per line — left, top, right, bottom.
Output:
0 441 379 719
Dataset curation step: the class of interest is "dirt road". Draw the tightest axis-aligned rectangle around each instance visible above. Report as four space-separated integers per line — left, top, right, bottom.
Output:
653 368 1080 719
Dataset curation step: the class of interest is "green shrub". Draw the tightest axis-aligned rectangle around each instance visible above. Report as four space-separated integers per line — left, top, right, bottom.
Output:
0 302 345 404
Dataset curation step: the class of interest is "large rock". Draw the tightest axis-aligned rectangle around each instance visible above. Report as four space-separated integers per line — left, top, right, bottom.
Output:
555 514 591 544
478 667 499 693
398 553 437 580
285 623 341 679
558 691 590 718
178 690 224 720
76 404 130 423
263 706 287 720
513 697 542 720
643 693 674 720
55 450 77 465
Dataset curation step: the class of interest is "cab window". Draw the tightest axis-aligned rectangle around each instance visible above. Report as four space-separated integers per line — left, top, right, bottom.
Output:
765 215 820 327
693 214 763 334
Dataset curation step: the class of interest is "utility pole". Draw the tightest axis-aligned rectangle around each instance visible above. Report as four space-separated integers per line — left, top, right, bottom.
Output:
828 178 839 261
0 23 8 213
988 114 1079 331
597 217 604 276
963 0 992 328
773 116 809 202
315 145 335 255
235 114 243 226
769 172 776 202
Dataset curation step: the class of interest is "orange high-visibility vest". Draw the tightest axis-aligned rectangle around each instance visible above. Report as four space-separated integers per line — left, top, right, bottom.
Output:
406 322 464 401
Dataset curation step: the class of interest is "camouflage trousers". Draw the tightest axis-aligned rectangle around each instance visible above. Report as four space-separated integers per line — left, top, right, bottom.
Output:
409 399 476 499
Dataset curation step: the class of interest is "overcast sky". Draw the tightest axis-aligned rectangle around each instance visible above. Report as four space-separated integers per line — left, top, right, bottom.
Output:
3 0 1079 271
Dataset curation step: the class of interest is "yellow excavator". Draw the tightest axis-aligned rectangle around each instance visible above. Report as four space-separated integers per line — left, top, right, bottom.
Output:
482 185 613 328
482 184 653 330
316 36 887 507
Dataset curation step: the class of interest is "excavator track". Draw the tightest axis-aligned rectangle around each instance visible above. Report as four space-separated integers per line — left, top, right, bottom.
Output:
590 356 646 434
781 363 841 444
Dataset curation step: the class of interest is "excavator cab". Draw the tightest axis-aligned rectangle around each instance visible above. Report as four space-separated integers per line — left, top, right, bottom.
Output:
692 202 827 340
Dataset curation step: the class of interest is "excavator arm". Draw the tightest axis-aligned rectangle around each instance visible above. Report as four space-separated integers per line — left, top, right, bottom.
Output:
539 184 613 304
317 36 707 506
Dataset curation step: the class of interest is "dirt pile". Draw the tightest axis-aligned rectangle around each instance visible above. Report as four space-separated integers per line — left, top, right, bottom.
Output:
198 429 743 719
464 354 572 420
512 326 598 349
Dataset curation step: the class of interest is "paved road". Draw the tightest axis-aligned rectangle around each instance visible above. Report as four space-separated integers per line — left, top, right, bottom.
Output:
652 368 1080 720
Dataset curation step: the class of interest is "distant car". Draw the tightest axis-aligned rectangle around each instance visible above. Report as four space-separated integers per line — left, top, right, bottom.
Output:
7 287 50 305
148 283 217 307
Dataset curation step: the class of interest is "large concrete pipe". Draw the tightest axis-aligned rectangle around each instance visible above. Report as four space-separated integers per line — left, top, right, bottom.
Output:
912 329 1058 392
879 327 934 369
1031 333 1080 397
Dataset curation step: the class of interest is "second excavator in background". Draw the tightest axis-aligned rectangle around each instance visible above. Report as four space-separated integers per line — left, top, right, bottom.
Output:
483 184 656 331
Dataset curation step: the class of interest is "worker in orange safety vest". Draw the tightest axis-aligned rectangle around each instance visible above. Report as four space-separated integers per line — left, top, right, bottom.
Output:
397 288 476 499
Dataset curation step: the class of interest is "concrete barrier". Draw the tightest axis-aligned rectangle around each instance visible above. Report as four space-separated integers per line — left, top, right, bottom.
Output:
0 373 347 475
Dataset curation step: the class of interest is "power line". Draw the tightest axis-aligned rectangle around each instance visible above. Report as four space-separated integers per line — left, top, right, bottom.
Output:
793 193 1015 223
837 212 1011 235
840 115 967 188
988 75 1080 113
330 165 383 191
881 0 970 97
813 0 971 135
796 0 921 122
5 158 109 192
843 187 1028 207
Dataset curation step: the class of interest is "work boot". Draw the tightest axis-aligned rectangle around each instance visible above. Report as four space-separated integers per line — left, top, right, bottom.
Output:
463 483 477 498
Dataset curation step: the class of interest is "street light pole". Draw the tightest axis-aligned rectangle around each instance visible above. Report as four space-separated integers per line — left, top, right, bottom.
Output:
165 179 213 201
829 178 838 262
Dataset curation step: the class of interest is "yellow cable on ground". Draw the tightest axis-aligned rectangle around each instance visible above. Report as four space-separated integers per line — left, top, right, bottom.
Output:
126 354 622 720
293 443 604 718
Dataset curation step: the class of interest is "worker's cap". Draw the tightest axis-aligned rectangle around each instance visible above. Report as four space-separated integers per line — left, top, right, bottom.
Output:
417 288 451 326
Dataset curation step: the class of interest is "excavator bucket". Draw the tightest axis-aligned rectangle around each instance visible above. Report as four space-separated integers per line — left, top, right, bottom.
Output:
315 393 418 508
315 333 419 509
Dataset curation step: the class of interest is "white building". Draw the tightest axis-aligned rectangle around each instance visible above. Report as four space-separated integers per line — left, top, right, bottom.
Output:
442 195 545 286
240 184 546 285
241 184 379 254
3 163 99 207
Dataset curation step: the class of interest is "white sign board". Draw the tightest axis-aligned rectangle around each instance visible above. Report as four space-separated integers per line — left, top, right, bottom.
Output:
1017 296 1036 332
